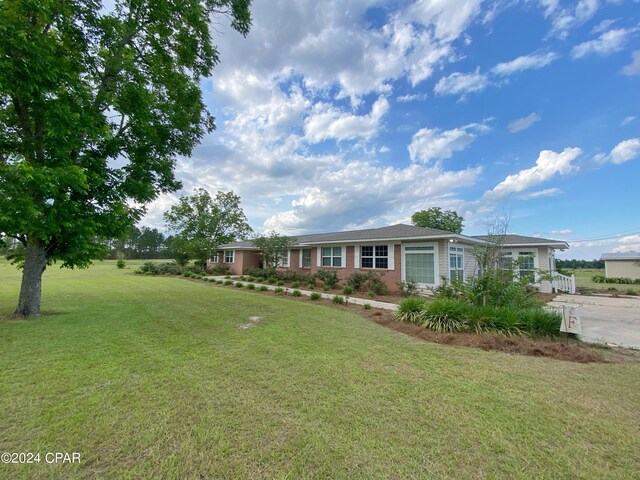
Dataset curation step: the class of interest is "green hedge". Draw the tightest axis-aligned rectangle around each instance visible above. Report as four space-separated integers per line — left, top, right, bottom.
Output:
592 275 640 285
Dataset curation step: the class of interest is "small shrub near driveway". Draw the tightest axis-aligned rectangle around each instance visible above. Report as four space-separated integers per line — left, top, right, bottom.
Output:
258 285 268 292
274 287 285 294
246 283 255 290
396 297 429 324
235 282 244 288
332 295 345 304
224 280 233 286
310 292 322 300
292 289 302 297
342 286 354 295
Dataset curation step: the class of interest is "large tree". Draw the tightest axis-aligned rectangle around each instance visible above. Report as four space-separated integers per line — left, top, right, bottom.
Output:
0 0 252 316
411 207 464 233
164 189 252 268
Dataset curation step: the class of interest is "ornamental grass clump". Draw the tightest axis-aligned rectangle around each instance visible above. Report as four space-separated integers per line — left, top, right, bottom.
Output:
396 297 429 324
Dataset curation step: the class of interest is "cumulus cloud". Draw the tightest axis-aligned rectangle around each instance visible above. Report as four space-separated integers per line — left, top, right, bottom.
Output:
404 0 483 42
408 122 490 164
508 113 541 133
483 147 582 201
622 51 640 76
610 138 640 164
304 96 389 144
571 28 631 59
434 68 490 96
492 52 558 76
263 162 482 233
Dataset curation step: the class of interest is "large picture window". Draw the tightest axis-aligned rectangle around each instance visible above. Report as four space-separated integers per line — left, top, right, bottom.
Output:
361 245 388 269
321 247 342 267
449 246 464 281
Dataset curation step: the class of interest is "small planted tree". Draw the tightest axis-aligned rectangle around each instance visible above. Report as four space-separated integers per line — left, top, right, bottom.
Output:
253 231 295 271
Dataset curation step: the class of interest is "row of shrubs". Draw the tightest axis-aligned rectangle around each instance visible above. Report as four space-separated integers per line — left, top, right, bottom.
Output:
134 261 230 276
243 267 388 295
396 297 562 335
592 275 640 285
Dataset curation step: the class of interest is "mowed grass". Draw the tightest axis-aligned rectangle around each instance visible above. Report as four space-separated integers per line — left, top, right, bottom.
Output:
1 260 639 479
571 268 640 294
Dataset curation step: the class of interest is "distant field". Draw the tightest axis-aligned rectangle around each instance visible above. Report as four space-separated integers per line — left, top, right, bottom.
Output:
1 260 639 479
568 268 640 294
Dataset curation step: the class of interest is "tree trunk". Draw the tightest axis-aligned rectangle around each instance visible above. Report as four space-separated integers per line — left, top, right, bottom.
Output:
15 237 48 317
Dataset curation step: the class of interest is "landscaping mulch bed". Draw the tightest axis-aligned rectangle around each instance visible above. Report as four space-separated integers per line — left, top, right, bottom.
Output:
352 306 609 364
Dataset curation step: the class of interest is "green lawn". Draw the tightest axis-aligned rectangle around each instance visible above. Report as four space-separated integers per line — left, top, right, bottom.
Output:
570 268 640 294
1 260 639 479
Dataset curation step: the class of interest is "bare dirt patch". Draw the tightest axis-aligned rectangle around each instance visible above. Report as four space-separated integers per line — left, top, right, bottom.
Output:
238 316 262 330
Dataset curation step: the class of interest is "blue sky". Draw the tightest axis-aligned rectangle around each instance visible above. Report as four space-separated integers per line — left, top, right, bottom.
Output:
141 0 640 259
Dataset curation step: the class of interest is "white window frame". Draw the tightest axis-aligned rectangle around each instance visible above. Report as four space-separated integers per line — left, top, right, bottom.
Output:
224 250 234 263
276 250 290 268
448 245 464 282
319 246 344 268
500 250 539 283
210 253 219 263
359 244 390 270
300 249 312 269
401 243 439 288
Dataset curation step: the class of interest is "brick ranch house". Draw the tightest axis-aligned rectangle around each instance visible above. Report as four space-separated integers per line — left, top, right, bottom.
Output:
212 224 572 293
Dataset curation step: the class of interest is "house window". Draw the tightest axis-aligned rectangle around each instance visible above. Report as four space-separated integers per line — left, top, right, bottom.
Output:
276 251 290 268
404 245 436 285
499 253 513 271
302 249 311 268
361 245 388 269
321 247 342 267
449 246 464 282
518 251 535 282
224 251 234 263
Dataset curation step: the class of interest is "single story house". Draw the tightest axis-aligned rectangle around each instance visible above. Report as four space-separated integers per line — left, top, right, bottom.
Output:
214 224 570 293
601 252 640 280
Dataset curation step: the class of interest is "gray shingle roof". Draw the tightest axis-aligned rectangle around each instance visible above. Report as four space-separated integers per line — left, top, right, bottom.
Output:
472 234 569 247
601 252 640 261
219 224 476 249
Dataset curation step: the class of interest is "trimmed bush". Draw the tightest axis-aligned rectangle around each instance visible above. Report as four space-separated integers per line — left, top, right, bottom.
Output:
363 303 372 310
246 283 255 290
116 259 126 269
292 289 302 297
310 292 322 300
342 285 354 295
223 280 234 286
276 280 285 286
316 269 339 288
332 295 345 304
235 282 244 288
322 285 331 292
274 287 285 294
593 275 640 285
291 281 301 288
258 285 269 291
307 284 315 290
267 277 277 284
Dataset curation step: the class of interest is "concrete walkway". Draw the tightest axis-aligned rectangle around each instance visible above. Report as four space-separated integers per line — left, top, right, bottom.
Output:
205 276 399 311
548 294 640 349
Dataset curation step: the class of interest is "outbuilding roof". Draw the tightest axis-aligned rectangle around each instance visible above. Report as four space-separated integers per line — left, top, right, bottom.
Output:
601 252 640 261
472 234 569 249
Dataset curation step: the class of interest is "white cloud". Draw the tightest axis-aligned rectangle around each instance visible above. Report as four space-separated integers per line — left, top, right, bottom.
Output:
571 28 631 59
550 229 573 235
396 93 428 102
591 18 617 34
405 0 484 42
264 162 482 233
434 68 490 96
408 122 490 164
492 52 558 76
610 138 640 164
517 188 562 200
550 0 601 38
622 51 640 76
378 146 391 153
304 96 389 144
508 113 541 133
621 116 636 126
483 147 582 201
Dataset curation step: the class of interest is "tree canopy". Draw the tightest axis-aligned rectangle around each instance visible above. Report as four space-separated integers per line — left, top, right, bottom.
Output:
411 208 464 233
164 189 252 267
0 0 252 316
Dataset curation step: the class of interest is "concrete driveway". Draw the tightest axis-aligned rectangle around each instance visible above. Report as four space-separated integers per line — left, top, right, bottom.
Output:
548 294 640 349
